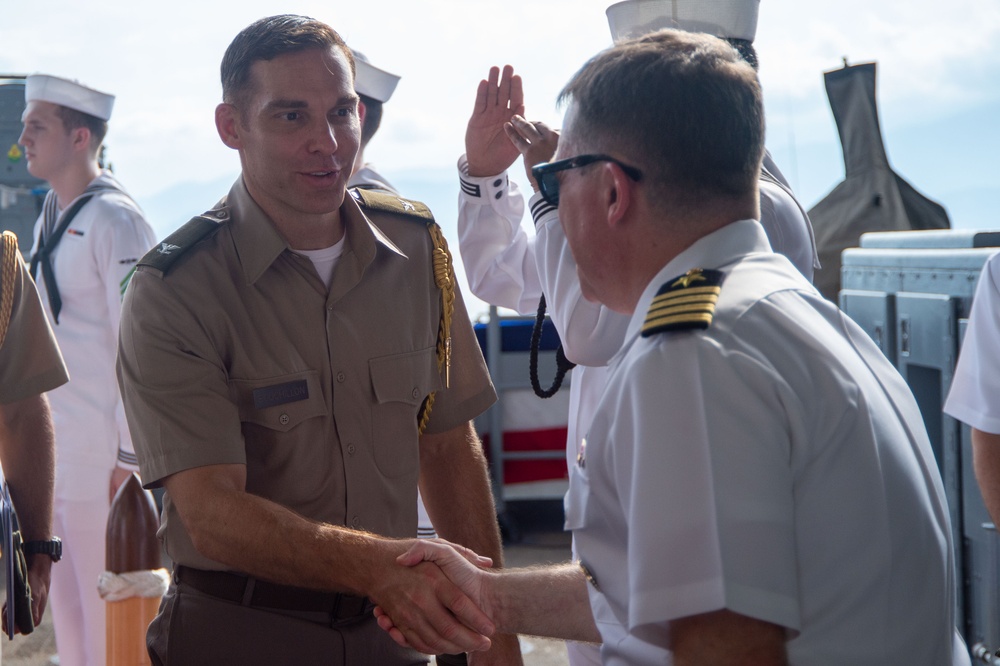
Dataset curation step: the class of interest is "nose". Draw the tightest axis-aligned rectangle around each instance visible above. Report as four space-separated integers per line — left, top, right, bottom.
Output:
17 126 29 147
307 119 337 155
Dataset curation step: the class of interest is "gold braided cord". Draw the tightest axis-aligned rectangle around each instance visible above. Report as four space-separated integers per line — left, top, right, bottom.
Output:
0 231 20 349
418 223 456 434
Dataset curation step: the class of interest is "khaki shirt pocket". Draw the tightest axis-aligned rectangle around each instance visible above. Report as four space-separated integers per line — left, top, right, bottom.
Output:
229 370 326 433
369 347 443 477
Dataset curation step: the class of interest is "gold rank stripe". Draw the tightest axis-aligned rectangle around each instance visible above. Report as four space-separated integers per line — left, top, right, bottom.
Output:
648 289 721 310
642 268 725 337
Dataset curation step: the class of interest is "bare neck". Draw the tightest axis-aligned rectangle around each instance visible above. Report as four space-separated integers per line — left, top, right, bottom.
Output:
619 201 757 313
51 160 102 210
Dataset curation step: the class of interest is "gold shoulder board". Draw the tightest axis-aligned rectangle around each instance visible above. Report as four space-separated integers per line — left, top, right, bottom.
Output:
641 268 725 337
350 188 434 223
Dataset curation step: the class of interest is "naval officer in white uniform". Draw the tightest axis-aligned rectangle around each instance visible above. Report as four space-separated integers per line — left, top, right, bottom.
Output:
381 28 969 666
20 74 157 666
455 2 816 662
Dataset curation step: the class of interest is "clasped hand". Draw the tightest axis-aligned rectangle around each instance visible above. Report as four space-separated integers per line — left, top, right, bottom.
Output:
373 538 497 655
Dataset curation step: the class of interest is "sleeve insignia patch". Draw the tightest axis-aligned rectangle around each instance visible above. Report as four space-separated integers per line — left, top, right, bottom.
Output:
640 268 725 337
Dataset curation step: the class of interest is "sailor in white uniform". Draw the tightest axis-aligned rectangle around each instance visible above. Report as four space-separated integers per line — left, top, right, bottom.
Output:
20 74 157 666
945 251 1000 525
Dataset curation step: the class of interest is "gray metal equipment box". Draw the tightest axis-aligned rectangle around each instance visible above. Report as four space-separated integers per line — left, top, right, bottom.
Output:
841 229 1000 659
0 75 47 253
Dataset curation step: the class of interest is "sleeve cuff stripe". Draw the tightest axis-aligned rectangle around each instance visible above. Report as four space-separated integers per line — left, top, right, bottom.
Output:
530 199 557 224
460 179 482 198
117 450 139 465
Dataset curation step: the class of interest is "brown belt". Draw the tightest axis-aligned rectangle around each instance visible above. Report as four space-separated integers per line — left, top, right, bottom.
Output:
174 565 372 621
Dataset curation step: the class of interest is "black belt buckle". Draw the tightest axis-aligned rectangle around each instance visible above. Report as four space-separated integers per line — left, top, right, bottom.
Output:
329 594 372 628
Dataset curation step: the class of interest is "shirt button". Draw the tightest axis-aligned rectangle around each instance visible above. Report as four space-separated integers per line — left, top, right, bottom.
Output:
347 443 356 455
279 414 290 425
411 387 420 400
351 516 361 528
337 372 346 383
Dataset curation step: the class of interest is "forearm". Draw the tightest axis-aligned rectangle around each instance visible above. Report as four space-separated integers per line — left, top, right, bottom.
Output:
973 428 1000 527
487 562 599 642
164 465 401 598
420 422 503 564
457 158 542 315
0 395 55 542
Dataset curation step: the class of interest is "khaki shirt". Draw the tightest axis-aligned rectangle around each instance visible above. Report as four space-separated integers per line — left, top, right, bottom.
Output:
0 241 68 403
118 179 495 570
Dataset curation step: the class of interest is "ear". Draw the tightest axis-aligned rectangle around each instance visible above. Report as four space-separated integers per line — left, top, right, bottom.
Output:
71 127 92 153
215 103 242 150
358 99 367 126
603 162 633 229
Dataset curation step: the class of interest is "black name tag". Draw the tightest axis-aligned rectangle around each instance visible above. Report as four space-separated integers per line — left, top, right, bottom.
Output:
252 380 309 409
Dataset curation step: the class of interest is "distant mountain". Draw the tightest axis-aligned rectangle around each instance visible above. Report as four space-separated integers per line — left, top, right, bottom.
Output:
137 173 238 240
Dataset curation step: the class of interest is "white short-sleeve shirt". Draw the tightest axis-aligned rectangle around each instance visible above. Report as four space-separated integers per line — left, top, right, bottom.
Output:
944 251 1000 433
567 220 966 665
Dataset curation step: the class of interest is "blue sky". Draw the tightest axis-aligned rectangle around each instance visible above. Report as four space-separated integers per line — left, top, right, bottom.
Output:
2 0 998 318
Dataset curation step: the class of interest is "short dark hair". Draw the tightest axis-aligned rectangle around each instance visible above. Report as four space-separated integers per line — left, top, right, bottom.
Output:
221 14 355 108
558 29 764 215
358 93 383 147
726 38 759 71
54 106 107 151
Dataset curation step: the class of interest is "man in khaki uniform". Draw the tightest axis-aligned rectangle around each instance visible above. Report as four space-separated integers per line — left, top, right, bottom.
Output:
116 14 520 666
0 231 67 639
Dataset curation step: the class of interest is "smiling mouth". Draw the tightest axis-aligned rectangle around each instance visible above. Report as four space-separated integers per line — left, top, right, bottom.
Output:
302 170 340 180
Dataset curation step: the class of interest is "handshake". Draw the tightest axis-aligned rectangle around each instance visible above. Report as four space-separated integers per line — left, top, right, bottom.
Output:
371 538 501 655
368 538 598 660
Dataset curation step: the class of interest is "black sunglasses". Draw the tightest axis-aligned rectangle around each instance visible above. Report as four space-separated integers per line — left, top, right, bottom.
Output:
531 154 643 207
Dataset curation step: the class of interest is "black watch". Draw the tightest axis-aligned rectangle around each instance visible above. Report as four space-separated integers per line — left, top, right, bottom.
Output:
23 537 62 563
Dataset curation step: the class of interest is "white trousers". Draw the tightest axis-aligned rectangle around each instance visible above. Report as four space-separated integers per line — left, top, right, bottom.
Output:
50 467 110 666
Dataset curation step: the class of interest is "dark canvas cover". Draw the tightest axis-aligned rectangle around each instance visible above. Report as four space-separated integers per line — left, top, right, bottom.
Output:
809 62 950 300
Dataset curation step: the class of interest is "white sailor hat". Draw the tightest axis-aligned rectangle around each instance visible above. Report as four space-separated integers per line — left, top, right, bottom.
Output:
351 50 400 104
606 0 760 43
24 74 115 121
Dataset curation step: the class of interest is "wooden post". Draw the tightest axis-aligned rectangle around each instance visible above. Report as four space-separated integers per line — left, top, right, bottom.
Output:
105 473 161 666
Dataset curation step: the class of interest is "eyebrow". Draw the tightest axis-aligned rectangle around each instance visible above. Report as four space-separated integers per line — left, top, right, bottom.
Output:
262 94 359 113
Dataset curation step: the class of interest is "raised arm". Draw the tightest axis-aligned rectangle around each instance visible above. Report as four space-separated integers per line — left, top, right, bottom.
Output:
457 66 544 314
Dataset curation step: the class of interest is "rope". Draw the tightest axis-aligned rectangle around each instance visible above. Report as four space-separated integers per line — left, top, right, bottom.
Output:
418 224 456 434
97 568 170 601
0 232 20 349
529 294 576 399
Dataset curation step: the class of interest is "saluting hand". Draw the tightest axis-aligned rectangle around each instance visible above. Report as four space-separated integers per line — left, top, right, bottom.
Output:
503 116 559 192
466 65 525 177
